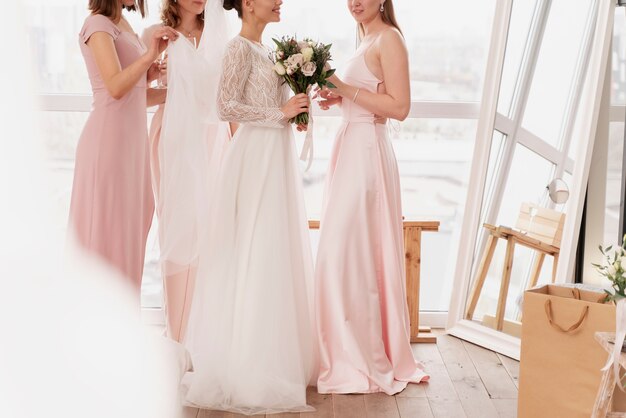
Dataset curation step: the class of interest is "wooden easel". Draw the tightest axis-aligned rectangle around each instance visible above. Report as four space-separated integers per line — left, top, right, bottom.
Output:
465 203 564 331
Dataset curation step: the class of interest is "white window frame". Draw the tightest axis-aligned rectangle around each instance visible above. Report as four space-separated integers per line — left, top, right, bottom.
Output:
447 0 615 359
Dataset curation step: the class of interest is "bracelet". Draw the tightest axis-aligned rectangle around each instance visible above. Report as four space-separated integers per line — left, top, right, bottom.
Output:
353 88 361 103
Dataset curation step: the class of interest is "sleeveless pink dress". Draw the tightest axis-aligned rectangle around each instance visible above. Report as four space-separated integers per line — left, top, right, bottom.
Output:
69 15 154 292
315 38 429 394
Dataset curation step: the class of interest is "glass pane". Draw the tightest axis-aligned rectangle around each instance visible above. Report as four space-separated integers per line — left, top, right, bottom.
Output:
496 144 555 226
25 0 162 94
395 118 477 311
612 8 626 106
605 122 625 246
299 117 344 219
469 144 555 323
480 130 507 224
522 0 595 147
29 0 494 101
469 130 507 288
273 0 495 102
398 0 495 102
40 110 87 160
497 0 539 117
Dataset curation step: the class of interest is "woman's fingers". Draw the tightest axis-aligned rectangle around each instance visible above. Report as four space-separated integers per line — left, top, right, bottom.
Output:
157 27 179 41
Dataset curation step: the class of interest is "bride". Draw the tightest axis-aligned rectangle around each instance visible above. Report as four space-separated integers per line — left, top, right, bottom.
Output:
182 0 317 414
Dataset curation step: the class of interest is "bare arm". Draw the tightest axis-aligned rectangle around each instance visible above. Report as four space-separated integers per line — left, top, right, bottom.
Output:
328 29 411 121
87 26 178 100
147 88 167 107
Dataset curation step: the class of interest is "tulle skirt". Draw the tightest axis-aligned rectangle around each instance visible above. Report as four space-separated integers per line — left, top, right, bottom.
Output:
182 124 316 415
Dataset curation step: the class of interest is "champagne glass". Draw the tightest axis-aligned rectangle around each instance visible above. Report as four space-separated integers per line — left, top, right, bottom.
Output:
154 51 167 89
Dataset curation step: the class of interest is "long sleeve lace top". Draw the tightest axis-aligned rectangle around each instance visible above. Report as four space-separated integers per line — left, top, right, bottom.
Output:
217 36 287 128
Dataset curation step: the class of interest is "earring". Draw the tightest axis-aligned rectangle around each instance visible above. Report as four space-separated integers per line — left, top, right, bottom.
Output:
380 3 384 12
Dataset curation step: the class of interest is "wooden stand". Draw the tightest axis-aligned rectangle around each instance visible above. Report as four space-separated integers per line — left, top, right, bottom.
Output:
309 220 440 344
592 332 626 417
465 203 564 332
403 221 440 343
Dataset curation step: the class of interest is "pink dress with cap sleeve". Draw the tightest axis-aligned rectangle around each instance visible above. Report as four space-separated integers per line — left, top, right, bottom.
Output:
69 14 154 292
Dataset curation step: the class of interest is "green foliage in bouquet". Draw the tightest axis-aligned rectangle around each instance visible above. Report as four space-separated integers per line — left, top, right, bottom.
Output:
593 234 626 302
271 36 336 126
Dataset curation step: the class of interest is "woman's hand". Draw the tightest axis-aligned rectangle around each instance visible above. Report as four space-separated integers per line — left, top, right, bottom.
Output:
147 56 166 83
145 27 179 62
315 87 342 110
281 93 310 120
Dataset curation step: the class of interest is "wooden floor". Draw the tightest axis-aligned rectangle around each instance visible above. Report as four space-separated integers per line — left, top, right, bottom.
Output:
189 332 519 418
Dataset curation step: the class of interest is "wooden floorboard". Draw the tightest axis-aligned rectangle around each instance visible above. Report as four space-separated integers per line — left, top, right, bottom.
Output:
307 387 334 418
332 394 366 418
497 353 520 389
437 334 500 418
413 342 467 418
492 399 518 418
193 333 519 418
396 397 434 418
364 393 401 418
462 340 519 401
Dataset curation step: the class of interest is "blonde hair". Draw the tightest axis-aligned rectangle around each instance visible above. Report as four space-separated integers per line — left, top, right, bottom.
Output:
358 0 403 39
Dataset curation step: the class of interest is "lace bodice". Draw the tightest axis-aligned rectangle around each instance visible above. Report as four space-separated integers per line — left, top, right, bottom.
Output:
217 36 287 128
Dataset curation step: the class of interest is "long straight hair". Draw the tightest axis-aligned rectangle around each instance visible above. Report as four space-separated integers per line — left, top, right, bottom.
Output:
88 0 147 19
358 0 403 40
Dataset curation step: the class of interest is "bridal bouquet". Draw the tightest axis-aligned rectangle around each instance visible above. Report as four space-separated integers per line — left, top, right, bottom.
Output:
593 234 626 302
271 36 336 126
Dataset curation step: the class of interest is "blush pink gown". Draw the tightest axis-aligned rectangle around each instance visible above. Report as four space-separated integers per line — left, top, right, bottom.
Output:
69 14 154 292
315 40 429 395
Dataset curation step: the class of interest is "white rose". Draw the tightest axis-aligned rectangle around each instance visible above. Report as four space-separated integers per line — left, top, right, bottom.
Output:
286 66 296 76
276 50 285 60
298 41 310 51
286 53 304 69
609 264 618 277
274 61 286 76
301 61 317 77
301 47 314 63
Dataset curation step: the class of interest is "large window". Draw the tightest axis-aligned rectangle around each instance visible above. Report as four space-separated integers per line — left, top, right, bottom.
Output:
467 0 599 323
32 0 496 315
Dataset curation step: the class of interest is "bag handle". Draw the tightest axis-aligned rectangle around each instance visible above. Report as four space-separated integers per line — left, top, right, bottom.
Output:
544 299 589 334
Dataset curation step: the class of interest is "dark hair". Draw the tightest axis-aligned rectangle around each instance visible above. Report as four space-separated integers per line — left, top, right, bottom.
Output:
89 0 147 19
223 0 242 18
359 0 403 39
161 0 204 28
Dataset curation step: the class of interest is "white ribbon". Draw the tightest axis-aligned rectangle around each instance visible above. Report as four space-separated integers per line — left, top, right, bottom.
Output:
602 298 626 392
299 92 314 172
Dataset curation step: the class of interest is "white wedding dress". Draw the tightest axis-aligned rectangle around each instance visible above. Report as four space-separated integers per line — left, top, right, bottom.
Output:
182 36 317 415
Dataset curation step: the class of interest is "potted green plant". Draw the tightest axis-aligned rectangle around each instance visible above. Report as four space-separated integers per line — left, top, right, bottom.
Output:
593 234 626 302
